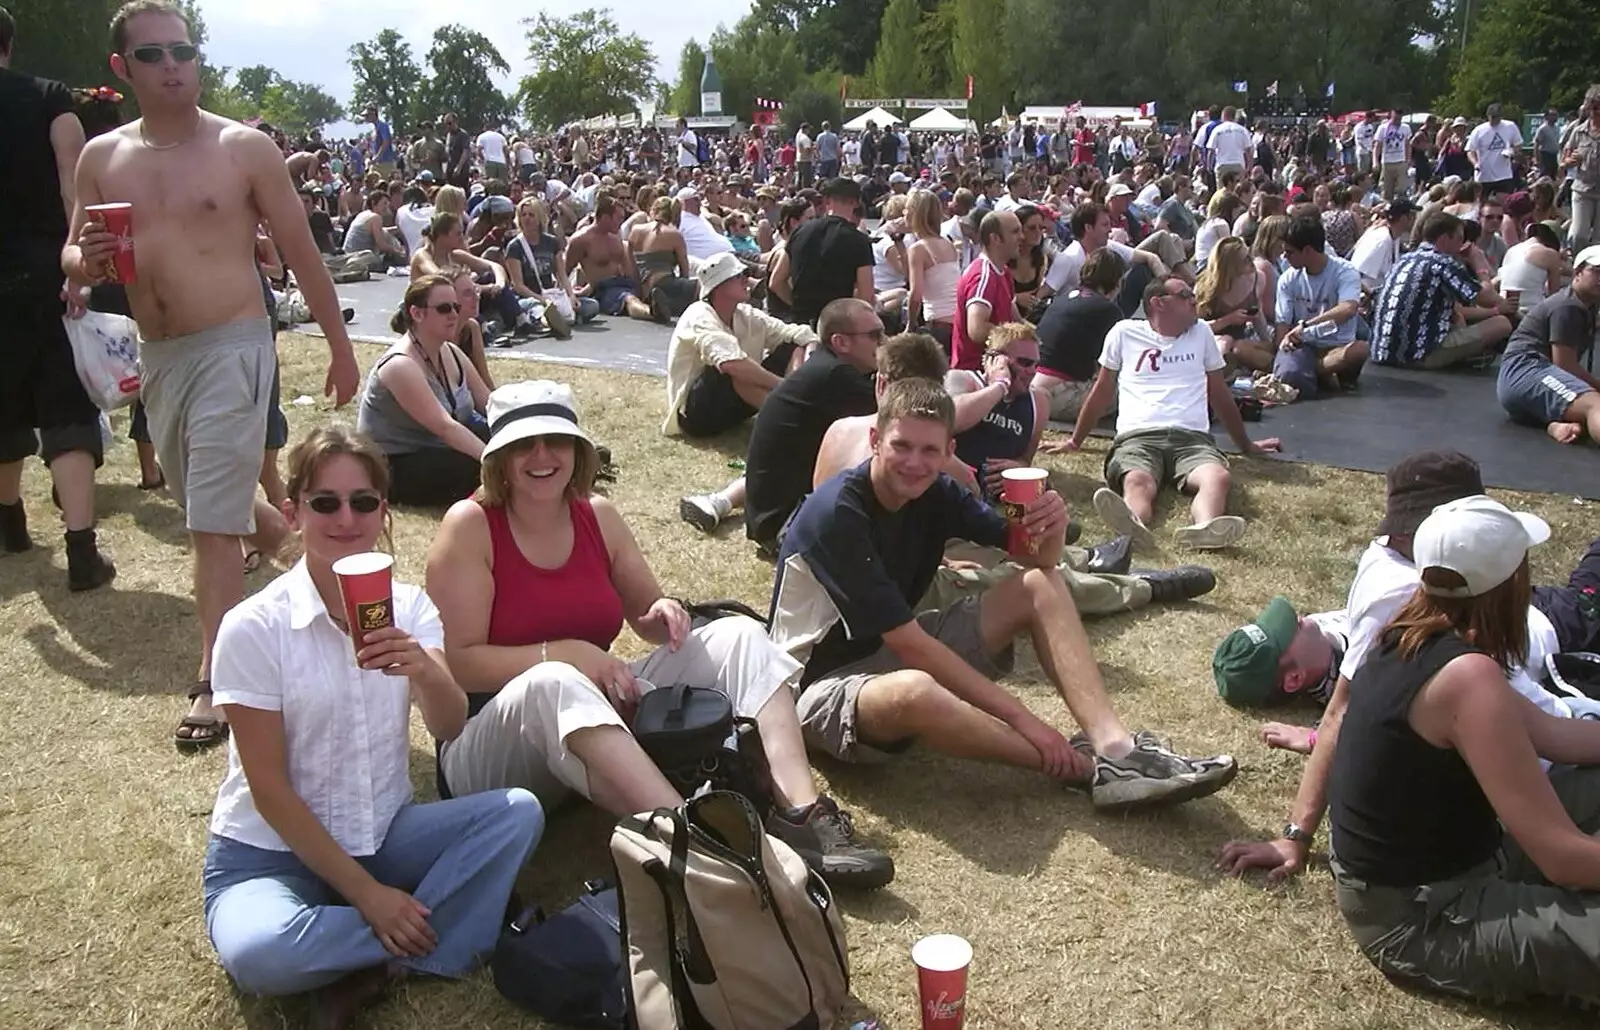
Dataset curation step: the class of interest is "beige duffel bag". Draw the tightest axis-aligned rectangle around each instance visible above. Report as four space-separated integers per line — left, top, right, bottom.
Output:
611 791 850 1029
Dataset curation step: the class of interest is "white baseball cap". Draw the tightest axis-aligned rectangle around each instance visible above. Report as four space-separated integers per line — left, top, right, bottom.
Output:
888 171 910 184
675 186 700 201
482 380 594 459
1414 495 1549 598
1574 245 1600 271
1106 183 1135 199
696 252 747 298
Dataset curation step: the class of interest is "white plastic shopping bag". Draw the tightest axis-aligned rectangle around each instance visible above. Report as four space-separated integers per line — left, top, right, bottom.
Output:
62 310 141 411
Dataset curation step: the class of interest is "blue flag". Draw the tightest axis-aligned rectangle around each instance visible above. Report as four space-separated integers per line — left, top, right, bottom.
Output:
1326 81 1336 98
1233 80 1249 94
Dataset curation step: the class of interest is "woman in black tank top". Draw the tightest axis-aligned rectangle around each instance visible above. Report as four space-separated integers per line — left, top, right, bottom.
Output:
1327 496 1600 1008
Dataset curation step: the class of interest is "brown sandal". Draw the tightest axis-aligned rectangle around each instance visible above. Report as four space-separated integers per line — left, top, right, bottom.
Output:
174 680 229 751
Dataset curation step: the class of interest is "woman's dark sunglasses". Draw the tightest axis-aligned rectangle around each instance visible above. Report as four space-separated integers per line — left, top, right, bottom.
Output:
306 492 382 515
129 43 200 64
432 302 462 315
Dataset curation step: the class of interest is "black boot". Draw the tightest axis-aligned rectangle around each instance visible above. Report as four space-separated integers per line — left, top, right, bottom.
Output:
1065 518 1082 546
65 527 116 592
1083 535 1133 575
1 500 30 554
1132 565 1216 603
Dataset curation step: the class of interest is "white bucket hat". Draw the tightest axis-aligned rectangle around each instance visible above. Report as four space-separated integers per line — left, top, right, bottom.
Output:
481 380 594 460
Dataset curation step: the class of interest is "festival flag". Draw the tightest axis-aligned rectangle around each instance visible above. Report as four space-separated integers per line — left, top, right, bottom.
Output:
966 75 974 101
1326 81 1336 97
1266 81 1278 97
840 75 849 102
1138 101 1158 118
1233 80 1248 94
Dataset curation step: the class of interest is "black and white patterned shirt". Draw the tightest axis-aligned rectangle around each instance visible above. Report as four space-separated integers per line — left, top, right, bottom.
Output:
1370 244 1482 366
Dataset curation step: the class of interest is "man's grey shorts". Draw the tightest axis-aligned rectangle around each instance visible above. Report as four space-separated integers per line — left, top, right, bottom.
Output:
794 595 1014 762
139 317 275 536
1498 353 1591 427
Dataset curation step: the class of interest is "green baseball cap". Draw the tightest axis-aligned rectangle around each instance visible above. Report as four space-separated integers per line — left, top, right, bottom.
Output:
1213 597 1300 707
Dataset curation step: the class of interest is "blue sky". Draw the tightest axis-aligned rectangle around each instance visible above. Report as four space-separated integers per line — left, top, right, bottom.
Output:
195 0 750 132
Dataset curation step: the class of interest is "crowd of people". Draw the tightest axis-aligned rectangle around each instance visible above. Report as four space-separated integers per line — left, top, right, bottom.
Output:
8 0 1600 1025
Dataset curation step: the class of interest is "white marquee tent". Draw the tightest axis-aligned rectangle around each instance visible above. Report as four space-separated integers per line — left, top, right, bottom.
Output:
844 106 902 131
908 106 972 133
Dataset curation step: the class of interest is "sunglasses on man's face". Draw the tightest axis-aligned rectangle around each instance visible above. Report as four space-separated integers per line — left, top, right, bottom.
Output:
305 492 383 515
128 43 199 64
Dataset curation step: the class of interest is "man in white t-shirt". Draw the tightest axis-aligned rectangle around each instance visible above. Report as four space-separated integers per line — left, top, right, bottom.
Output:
476 126 509 182
675 118 699 169
794 123 815 188
1467 103 1523 193
1060 277 1281 552
1038 201 1167 303
675 187 734 262
1350 198 1417 290
941 189 981 269
1207 107 1252 184
1375 110 1413 200
1352 110 1379 174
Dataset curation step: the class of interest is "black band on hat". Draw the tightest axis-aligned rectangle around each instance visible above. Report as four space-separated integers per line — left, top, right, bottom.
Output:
490 403 578 438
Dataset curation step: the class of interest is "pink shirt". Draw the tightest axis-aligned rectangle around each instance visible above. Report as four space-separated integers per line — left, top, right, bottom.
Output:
952 255 1015 370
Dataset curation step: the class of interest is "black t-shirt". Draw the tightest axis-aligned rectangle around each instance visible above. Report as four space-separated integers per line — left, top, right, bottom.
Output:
0 69 74 279
1504 286 1595 364
787 215 873 326
1328 632 1501 887
1037 291 1123 382
507 233 561 291
772 461 1007 685
309 209 338 254
743 348 877 546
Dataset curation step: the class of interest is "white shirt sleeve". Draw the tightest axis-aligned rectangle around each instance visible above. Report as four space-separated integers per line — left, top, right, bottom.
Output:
1108 240 1137 262
1202 331 1226 372
1099 322 1127 370
211 605 284 712
399 585 444 651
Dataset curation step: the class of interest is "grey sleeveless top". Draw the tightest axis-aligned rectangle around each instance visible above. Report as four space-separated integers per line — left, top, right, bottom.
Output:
356 344 474 455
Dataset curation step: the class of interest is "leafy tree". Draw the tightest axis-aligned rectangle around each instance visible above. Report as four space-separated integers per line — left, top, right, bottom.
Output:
781 85 842 139
669 41 706 117
414 24 510 131
348 29 421 132
867 0 925 97
1438 0 1600 115
6 0 121 88
950 0 1012 122
518 8 658 127
707 16 808 121
259 80 344 136
234 65 279 109
751 0 889 75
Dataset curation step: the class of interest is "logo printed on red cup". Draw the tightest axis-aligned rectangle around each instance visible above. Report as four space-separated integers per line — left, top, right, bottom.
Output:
1000 466 1049 557
912 933 972 1030
85 203 136 284
331 552 395 658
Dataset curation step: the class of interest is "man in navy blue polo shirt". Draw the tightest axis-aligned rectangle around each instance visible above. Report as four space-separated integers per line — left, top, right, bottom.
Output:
768 378 1238 811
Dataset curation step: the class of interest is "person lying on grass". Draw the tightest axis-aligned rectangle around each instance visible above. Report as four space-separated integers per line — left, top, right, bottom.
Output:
204 426 543 1029
1217 450 1600 885
1322 496 1600 1010
424 380 894 890
771 376 1238 812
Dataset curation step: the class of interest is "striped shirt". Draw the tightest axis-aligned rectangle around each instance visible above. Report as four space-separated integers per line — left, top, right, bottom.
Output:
1370 245 1482 366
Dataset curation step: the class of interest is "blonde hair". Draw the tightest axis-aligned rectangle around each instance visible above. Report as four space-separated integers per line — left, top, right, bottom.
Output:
433 185 467 217
517 196 549 235
1195 237 1252 317
1252 215 1291 260
986 322 1038 354
904 188 943 238
478 437 599 507
881 194 909 221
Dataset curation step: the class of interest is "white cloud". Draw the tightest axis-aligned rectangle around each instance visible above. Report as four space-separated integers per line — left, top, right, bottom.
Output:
195 0 749 109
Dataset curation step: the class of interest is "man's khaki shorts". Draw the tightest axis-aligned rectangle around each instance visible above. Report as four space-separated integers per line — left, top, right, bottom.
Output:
794 596 1013 763
1104 425 1226 491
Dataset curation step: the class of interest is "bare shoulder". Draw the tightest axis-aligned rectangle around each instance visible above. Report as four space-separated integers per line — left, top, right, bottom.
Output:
436 497 491 546
1428 651 1512 705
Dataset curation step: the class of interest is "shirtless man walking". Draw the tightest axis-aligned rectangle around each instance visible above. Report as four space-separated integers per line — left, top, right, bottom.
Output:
64 0 361 749
565 193 656 321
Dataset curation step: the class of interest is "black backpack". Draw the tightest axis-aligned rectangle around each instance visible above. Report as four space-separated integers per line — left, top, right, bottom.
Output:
493 880 627 1028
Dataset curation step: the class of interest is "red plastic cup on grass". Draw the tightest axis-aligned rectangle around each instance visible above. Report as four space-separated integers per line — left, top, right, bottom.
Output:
85 203 136 284
1000 466 1050 557
913 933 972 1030
331 552 395 656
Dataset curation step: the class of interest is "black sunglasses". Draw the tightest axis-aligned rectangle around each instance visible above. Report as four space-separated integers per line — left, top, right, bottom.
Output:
431 302 462 315
306 492 383 515
128 43 199 64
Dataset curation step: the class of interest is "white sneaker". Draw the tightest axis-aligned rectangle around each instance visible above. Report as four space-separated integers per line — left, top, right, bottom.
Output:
1093 488 1156 551
1175 515 1247 551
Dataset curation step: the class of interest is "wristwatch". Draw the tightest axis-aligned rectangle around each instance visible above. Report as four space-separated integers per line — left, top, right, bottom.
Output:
1283 822 1314 846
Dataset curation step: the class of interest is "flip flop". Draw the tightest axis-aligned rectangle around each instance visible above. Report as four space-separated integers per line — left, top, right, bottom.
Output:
175 680 229 752
243 548 264 574
138 474 166 491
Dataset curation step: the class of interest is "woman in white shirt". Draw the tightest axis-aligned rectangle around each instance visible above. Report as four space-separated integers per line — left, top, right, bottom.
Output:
1195 191 1245 268
1496 222 1566 312
904 188 960 353
203 426 542 1022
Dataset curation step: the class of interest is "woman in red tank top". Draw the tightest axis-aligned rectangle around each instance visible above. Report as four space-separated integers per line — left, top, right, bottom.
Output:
426 381 894 890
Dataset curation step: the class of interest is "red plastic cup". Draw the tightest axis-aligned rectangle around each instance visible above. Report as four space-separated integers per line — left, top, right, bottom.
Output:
912 933 972 1030
331 552 395 657
1000 466 1049 557
85 202 136 284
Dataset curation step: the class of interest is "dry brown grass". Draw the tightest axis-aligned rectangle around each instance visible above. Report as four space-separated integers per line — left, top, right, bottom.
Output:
2 330 1595 1030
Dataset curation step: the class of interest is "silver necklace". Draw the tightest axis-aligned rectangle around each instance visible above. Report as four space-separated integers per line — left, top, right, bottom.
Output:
139 117 199 151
